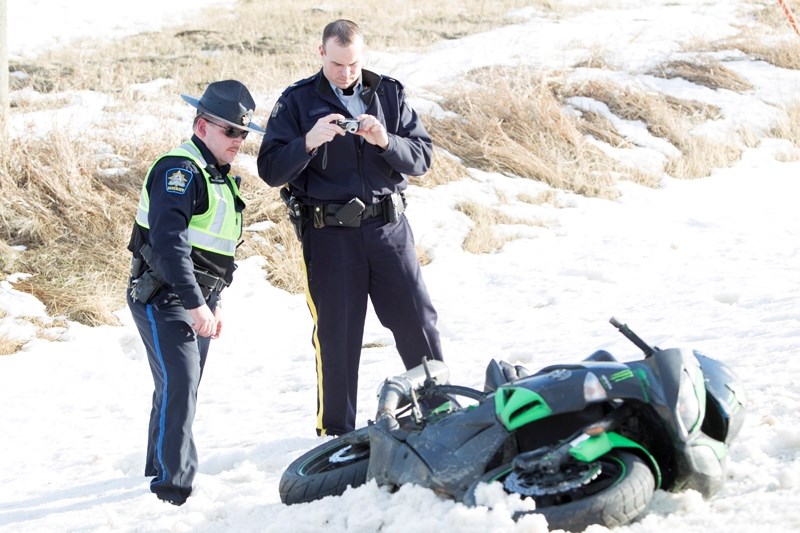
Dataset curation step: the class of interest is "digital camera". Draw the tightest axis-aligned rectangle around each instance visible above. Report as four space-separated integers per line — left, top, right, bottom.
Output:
336 119 360 134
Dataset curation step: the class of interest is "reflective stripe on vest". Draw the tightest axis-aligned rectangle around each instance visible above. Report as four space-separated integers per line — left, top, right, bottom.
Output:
135 141 241 256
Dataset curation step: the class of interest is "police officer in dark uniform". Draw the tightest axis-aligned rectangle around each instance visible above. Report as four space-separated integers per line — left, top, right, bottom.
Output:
257 20 444 437
127 79 264 505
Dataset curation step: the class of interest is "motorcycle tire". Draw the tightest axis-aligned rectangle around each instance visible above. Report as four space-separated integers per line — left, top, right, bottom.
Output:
463 450 655 531
279 427 371 505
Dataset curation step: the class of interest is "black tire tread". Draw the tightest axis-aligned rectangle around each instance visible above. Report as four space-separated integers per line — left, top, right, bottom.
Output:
464 451 655 531
538 451 654 530
279 429 370 505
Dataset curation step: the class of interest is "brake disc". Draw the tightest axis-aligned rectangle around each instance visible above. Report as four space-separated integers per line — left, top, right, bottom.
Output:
504 461 602 496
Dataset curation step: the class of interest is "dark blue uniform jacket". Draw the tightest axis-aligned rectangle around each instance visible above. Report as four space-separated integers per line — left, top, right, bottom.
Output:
257 69 432 205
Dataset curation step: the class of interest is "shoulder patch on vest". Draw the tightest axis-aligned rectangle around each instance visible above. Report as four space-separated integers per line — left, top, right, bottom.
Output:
164 168 193 195
271 101 284 119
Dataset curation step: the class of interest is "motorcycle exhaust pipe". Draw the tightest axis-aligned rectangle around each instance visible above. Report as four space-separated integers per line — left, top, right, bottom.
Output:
375 359 449 430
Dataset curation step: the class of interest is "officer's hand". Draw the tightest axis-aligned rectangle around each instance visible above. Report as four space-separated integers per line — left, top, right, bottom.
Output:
188 304 216 338
355 114 389 150
211 305 224 339
305 113 347 152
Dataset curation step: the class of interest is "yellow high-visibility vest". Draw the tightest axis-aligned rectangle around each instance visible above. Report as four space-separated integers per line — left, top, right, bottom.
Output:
135 141 242 256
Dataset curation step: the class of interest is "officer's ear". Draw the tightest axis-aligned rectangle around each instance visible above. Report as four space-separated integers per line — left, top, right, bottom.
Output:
194 113 209 138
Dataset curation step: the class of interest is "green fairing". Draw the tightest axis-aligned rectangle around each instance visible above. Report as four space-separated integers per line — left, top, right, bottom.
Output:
570 432 662 488
430 401 452 416
495 386 553 430
635 368 651 402
610 369 634 382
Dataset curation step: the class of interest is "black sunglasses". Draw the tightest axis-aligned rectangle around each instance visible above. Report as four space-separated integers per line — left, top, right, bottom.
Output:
206 119 249 139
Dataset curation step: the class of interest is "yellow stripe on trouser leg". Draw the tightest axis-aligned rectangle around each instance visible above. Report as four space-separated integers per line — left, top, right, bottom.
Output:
301 257 326 436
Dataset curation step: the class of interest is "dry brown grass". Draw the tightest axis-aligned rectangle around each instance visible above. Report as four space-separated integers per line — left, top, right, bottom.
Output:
768 100 800 161
517 189 563 207
558 78 749 179
456 200 547 254
688 3 800 71
457 201 513 254
10 0 551 98
416 245 432 267
572 46 613 70
710 36 800 70
647 59 754 92
410 148 470 188
575 110 634 149
561 79 722 129
0 313 71 355
427 66 667 198
0 132 141 325
234 178 307 294
0 241 20 273
750 1 799 30
3 0 800 326
0 335 26 356
773 101 800 143
2 0 559 326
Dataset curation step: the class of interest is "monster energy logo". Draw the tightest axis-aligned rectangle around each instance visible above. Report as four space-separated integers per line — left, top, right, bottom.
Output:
610 369 635 383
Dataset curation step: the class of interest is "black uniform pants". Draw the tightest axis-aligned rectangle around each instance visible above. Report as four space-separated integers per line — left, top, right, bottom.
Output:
127 287 218 503
302 214 443 436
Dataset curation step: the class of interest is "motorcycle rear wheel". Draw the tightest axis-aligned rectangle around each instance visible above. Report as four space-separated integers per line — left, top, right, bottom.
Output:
279 427 371 505
463 450 655 530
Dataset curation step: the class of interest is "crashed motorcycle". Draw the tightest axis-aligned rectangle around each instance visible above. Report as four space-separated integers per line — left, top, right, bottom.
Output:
279 318 745 531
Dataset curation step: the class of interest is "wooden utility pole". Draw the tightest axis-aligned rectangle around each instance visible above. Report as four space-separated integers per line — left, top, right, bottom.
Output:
0 0 8 139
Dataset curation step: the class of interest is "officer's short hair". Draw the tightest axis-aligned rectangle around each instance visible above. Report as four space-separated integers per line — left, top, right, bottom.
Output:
323 19 362 47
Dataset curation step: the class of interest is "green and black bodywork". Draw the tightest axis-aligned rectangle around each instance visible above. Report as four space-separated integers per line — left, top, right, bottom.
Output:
279 319 745 531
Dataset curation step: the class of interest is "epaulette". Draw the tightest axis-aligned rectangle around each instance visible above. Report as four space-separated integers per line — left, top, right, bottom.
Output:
281 74 317 97
380 74 404 89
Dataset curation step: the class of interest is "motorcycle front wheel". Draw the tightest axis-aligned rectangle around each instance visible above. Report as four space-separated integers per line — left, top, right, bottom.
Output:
463 450 655 531
279 427 371 505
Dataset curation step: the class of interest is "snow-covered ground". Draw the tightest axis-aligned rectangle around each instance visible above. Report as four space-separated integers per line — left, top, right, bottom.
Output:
1 1 799 532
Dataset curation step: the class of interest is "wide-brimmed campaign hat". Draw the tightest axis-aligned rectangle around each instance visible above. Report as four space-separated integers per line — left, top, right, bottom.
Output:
181 79 265 134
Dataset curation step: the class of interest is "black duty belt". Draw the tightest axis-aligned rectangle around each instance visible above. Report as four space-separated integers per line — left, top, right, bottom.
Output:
130 250 226 302
194 269 227 293
321 199 384 219
315 192 406 228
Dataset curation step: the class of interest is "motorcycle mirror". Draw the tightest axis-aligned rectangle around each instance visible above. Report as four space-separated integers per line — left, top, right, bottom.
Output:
610 317 655 356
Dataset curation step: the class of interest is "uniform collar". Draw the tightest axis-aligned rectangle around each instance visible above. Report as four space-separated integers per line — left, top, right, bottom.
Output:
316 69 381 100
330 78 362 98
191 135 231 176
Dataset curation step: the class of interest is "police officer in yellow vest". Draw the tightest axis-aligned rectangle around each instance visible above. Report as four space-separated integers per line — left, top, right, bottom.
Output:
126 80 264 506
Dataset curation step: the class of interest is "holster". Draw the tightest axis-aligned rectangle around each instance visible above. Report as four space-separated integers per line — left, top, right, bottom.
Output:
130 255 146 279
129 270 164 304
383 192 406 224
281 186 307 240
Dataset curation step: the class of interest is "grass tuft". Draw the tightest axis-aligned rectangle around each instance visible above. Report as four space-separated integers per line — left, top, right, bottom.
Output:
647 58 754 92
